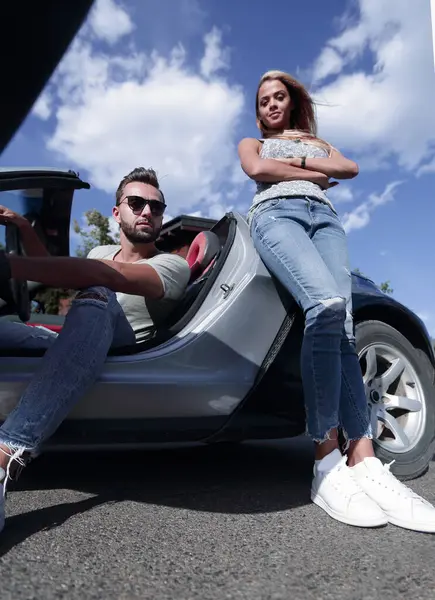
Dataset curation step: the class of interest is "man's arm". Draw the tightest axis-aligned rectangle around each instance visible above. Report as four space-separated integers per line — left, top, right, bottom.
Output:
6 254 166 299
16 220 51 257
238 138 332 187
0 206 50 257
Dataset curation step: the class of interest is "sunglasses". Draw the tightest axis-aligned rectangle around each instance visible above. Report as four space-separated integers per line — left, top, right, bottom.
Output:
120 195 166 217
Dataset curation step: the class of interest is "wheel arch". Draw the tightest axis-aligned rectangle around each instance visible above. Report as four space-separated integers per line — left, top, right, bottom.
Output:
354 303 435 368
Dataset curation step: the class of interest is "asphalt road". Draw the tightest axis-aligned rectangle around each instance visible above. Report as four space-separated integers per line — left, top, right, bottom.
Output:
1 437 435 600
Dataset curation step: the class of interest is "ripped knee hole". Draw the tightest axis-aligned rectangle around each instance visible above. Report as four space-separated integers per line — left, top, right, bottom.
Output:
318 296 346 308
75 291 108 303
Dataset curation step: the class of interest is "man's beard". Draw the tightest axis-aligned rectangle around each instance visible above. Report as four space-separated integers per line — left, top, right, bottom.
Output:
120 219 161 244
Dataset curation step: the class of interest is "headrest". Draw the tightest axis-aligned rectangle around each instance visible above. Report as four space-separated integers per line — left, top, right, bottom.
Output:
186 230 221 281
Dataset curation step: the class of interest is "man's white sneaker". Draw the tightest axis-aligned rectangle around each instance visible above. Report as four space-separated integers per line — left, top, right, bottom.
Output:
350 457 435 533
311 449 388 527
0 447 28 534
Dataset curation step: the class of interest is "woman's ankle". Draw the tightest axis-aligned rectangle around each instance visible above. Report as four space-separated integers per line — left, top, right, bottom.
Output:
314 429 341 461
346 437 375 467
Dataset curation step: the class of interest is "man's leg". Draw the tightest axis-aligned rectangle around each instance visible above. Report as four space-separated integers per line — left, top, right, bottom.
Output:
0 287 135 533
0 319 58 350
0 286 135 460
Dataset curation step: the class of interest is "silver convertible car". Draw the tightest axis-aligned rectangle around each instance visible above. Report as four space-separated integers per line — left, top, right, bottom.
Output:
0 167 434 482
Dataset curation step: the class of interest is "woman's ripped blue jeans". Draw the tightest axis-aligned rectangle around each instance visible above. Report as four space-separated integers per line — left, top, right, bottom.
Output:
250 197 372 445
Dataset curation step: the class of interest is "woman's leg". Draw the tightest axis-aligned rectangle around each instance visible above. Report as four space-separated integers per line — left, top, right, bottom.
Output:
308 201 374 463
251 198 346 447
309 200 435 532
251 198 388 528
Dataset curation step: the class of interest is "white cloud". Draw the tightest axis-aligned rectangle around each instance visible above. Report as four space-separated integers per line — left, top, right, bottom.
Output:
417 157 435 177
342 180 403 233
328 184 355 204
89 0 134 45
34 8 245 221
311 0 435 172
200 27 230 78
312 47 344 83
32 92 52 121
208 202 234 220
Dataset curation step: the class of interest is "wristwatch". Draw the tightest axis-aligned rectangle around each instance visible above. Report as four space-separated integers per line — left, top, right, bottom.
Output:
301 157 306 169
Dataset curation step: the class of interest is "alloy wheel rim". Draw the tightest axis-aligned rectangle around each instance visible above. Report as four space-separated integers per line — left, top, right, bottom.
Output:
358 343 426 454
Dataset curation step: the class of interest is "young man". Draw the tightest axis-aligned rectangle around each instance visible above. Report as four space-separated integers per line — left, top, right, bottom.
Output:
0 167 191 532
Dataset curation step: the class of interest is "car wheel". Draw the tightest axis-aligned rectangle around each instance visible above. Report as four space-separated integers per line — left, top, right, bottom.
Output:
356 320 435 481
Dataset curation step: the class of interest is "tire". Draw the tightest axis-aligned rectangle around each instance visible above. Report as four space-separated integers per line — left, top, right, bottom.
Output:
355 320 435 481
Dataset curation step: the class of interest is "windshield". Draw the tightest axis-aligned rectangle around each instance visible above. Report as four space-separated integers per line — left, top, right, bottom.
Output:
0 188 44 214
0 188 44 247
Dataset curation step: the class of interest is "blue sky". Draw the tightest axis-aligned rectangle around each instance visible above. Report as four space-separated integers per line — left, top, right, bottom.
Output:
0 0 434 334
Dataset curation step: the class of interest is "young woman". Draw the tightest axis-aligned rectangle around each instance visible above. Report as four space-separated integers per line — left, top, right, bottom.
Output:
238 70 435 532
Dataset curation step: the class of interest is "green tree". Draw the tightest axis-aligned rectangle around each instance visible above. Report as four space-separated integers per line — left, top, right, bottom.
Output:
353 268 393 295
34 287 72 314
379 280 393 295
35 210 118 314
73 209 119 257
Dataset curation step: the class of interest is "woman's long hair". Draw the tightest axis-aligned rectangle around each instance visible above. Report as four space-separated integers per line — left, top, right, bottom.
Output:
256 70 333 155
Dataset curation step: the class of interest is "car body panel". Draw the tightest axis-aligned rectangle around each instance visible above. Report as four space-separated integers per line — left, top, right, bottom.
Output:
351 274 435 365
0 212 288 423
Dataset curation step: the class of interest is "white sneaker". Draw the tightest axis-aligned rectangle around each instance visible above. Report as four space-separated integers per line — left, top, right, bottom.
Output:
0 447 27 535
311 449 388 527
350 457 435 533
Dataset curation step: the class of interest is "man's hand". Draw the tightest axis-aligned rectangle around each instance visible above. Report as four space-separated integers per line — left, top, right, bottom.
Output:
0 205 27 227
0 205 50 257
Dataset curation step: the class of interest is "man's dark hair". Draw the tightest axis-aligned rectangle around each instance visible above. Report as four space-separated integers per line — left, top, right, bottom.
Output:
115 167 165 205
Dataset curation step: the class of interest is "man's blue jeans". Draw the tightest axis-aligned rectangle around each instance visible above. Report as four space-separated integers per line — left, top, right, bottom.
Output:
250 197 372 444
0 286 135 453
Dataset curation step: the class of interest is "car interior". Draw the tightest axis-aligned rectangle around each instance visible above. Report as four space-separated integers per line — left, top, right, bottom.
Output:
0 204 236 357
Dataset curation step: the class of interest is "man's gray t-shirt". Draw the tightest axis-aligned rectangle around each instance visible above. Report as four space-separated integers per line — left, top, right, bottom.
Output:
87 246 191 342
